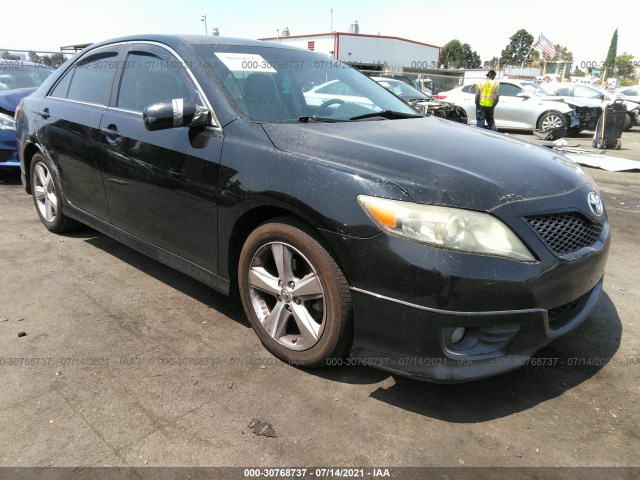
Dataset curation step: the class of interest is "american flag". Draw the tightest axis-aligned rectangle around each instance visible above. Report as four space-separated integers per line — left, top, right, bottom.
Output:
532 34 556 59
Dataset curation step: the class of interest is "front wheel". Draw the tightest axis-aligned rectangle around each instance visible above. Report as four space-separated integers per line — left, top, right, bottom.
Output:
538 111 567 131
238 218 353 367
623 113 633 131
30 153 78 233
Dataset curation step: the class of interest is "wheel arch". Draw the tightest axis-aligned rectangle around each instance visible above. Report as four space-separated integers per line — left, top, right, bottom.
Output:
226 205 349 296
21 142 45 194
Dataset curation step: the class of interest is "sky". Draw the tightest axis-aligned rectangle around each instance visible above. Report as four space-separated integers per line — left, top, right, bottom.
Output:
2 0 639 68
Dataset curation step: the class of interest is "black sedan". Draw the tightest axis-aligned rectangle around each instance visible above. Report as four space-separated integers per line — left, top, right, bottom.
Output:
16 35 610 382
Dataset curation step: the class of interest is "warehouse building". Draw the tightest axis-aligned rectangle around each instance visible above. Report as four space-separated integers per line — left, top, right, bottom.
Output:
260 31 440 73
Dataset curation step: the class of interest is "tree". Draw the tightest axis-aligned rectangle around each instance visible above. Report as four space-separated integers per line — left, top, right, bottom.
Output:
28 51 66 67
440 39 482 69
615 53 639 86
1 51 21 60
46 53 66 68
604 28 618 78
29 51 42 63
571 67 586 77
552 44 573 62
500 29 536 66
461 44 482 69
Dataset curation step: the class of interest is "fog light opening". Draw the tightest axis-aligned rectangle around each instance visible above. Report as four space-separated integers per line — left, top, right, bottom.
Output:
451 327 466 345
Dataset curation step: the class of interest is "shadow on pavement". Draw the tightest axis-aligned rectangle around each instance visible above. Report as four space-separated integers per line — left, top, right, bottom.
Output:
0 169 21 185
83 232 249 328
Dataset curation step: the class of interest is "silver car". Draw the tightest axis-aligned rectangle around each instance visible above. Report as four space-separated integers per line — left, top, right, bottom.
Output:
435 79 574 131
615 86 640 103
543 83 639 130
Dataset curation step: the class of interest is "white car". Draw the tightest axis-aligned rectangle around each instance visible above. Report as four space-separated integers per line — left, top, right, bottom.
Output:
303 79 376 110
615 86 640 103
371 77 467 123
435 79 575 131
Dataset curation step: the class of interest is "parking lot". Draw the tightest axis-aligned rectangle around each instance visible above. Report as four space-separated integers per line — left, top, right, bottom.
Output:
0 128 639 472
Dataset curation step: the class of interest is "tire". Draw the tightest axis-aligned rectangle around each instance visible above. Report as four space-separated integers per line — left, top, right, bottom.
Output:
615 139 622 150
30 153 78 233
538 111 567 131
238 217 353 367
623 113 632 131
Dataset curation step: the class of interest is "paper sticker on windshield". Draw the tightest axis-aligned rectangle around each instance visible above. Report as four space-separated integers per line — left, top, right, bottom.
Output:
214 53 277 73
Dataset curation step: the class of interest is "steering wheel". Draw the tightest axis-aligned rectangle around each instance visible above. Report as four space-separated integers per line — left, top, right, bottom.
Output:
315 98 345 117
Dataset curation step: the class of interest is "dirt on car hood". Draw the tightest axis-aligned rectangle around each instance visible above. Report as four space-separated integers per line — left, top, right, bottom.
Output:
262 116 594 211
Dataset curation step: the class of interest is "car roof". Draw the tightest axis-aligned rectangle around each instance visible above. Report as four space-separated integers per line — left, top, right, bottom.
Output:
86 34 304 52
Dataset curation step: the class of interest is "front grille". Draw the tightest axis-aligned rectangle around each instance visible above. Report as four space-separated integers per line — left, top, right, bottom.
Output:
525 213 603 256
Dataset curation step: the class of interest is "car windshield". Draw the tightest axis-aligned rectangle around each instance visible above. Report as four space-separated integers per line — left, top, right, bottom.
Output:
0 63 54 90
195 44 418 122
374 78 429 100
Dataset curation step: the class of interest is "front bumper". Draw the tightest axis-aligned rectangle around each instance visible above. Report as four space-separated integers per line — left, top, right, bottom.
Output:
0 131 19 168
350 279 603 382
321 183 610 382
570 106 601 131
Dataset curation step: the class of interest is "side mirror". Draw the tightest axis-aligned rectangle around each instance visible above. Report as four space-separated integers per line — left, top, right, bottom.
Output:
143 99 209 131
516 92 530 99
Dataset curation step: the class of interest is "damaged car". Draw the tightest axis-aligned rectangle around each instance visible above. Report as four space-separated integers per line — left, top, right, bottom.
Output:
371 77 467 123
435 79 576 132
542 82 639 131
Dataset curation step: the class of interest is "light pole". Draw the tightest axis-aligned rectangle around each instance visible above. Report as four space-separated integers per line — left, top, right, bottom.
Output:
201 15 208 36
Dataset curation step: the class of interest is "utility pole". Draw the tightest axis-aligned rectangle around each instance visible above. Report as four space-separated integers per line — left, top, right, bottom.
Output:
201 15 208 36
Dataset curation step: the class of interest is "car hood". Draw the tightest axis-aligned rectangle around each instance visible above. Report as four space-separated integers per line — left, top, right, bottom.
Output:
262 117 593 211
541 96 603 108
0 87 36 113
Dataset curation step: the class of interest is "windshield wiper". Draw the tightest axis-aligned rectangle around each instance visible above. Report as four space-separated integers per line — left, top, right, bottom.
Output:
348 110 423 121
298 116 343 123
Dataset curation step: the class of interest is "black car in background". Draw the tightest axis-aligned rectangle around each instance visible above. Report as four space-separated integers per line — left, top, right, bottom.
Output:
16 35 610 382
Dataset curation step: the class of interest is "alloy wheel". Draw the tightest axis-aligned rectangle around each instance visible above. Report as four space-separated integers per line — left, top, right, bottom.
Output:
540 113 563 130
33 162 57 223
247 242 326 351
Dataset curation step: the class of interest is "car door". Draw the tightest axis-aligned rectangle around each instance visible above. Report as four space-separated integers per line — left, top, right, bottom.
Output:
38 45 123 219
100 43 223 272
494 83 533 129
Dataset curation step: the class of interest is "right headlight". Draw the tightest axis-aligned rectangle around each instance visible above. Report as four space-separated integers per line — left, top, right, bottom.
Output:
0 112 16 131
358 195 535 262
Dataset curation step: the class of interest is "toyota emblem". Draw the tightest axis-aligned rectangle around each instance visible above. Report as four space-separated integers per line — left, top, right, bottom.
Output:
588 191 603 218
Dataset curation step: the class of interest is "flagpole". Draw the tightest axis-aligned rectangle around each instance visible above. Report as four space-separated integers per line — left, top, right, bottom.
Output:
519 46 534 79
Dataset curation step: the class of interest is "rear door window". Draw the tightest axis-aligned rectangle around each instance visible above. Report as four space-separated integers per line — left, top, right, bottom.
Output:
499 83 522 97
50 48 120 105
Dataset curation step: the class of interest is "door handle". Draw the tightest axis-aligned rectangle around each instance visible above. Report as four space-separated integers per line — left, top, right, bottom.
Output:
38 108 50 119
101 124 121 142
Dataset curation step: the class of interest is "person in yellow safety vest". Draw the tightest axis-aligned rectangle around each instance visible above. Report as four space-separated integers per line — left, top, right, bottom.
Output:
475 70 500 131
